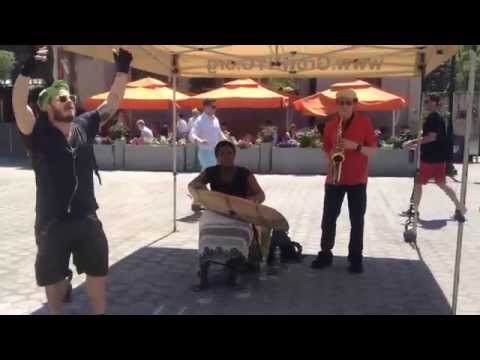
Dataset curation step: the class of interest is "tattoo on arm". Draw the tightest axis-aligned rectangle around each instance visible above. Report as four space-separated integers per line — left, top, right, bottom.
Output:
98 103 114 125
97 73 127 127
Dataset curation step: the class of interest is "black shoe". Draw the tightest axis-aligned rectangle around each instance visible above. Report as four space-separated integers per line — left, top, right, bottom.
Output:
311 251 333 269
348 261 363 274
347 255 362 263
454 209 466 223
446 163 458 177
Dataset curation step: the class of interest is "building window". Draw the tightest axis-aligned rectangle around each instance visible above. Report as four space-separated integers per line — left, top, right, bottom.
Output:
361 78 382 87
189 78 219 93
131 68 169 83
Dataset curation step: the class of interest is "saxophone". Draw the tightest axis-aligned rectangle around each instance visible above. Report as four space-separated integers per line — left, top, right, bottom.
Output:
330 117 345 185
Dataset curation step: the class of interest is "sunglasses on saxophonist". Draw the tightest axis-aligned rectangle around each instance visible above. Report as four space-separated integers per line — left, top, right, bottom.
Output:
336 98 358 107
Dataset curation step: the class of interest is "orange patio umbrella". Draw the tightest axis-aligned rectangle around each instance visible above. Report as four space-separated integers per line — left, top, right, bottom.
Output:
178 78 288 109
125 77 166 88
294 80 407 136
84 77 190 111
293 80 407 116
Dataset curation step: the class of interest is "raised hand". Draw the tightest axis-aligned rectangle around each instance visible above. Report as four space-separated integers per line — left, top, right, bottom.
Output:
20 46 48 77
113 48 133 74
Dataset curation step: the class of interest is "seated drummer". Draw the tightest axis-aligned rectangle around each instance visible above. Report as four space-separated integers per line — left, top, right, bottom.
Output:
188 140 265 204
188 140 266 290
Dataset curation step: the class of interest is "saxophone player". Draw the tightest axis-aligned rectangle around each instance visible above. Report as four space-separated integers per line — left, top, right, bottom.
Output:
311 89 378 274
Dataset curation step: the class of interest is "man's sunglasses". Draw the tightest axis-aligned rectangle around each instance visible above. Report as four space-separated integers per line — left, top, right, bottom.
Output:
57 94 77 104
337 99 356 106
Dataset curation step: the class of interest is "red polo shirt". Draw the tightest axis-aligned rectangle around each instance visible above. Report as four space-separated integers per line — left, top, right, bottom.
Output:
323 112 377 185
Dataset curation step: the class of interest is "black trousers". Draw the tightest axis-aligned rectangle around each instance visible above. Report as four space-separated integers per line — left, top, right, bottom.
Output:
320 184 367 262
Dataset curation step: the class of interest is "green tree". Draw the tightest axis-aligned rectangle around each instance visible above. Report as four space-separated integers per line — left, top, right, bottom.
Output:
263 78 298 93
454 45 480 91
423 46 480 93
0 50 15 80
424 62 452 93
131 68 169 83
189 78 218 93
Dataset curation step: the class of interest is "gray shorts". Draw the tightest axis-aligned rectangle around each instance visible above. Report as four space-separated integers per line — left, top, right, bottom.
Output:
34 213 109 287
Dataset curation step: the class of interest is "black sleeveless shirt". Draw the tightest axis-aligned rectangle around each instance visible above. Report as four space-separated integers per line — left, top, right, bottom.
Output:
205 165 251 198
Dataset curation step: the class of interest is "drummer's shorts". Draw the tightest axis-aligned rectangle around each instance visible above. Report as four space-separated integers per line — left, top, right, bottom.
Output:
416 161 446 185
34 213 109 287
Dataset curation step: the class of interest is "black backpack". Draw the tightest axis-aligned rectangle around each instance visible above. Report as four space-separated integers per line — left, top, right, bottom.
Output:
267 230 303 265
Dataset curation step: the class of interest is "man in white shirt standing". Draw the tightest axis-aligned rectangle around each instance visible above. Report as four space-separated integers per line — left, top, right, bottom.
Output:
190 99 227 169
136 119 154 144
189 99 227 211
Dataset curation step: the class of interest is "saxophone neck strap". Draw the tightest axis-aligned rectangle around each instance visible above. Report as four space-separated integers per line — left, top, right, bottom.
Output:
340 113 355 132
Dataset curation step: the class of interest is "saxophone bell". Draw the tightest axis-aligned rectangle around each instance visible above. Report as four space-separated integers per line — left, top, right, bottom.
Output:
332 152 345 163
331 153 344 185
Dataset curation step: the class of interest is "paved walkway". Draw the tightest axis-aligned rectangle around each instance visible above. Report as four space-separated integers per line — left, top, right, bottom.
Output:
1 158 480 314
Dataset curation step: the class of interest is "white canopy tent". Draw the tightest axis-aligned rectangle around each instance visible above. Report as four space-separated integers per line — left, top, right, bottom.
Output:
62 45 474 314
63 45 456 78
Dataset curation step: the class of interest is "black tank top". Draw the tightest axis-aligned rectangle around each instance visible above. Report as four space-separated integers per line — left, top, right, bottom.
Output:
205 165 251 198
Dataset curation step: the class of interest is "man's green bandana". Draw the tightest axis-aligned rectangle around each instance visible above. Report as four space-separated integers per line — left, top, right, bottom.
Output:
37 80 70 111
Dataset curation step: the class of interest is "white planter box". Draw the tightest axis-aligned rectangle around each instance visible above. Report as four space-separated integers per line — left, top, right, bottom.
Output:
185 143 199 172
124 144 185 171
236 146 260 172
271 147 415 177
1 123 27 157
113 140 126 170
272 147 327 175
259 143 273 173
368 148 416 177
93 144 115 170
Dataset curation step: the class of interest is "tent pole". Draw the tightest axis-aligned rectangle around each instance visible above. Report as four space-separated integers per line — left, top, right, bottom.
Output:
286 104 289 131
409 53 427 244
392 110 396 138
447 57 457 171
396 110 400 138
452 47 477 315
172 57 178 233
52 45 59 81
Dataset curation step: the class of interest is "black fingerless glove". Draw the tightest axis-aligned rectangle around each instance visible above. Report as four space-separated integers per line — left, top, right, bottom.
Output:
114 48 133 74
20 46 39 77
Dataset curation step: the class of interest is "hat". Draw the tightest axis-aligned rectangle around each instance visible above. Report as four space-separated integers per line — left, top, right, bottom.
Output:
336 88 358 101
192 108 200 115
37 80 70 112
